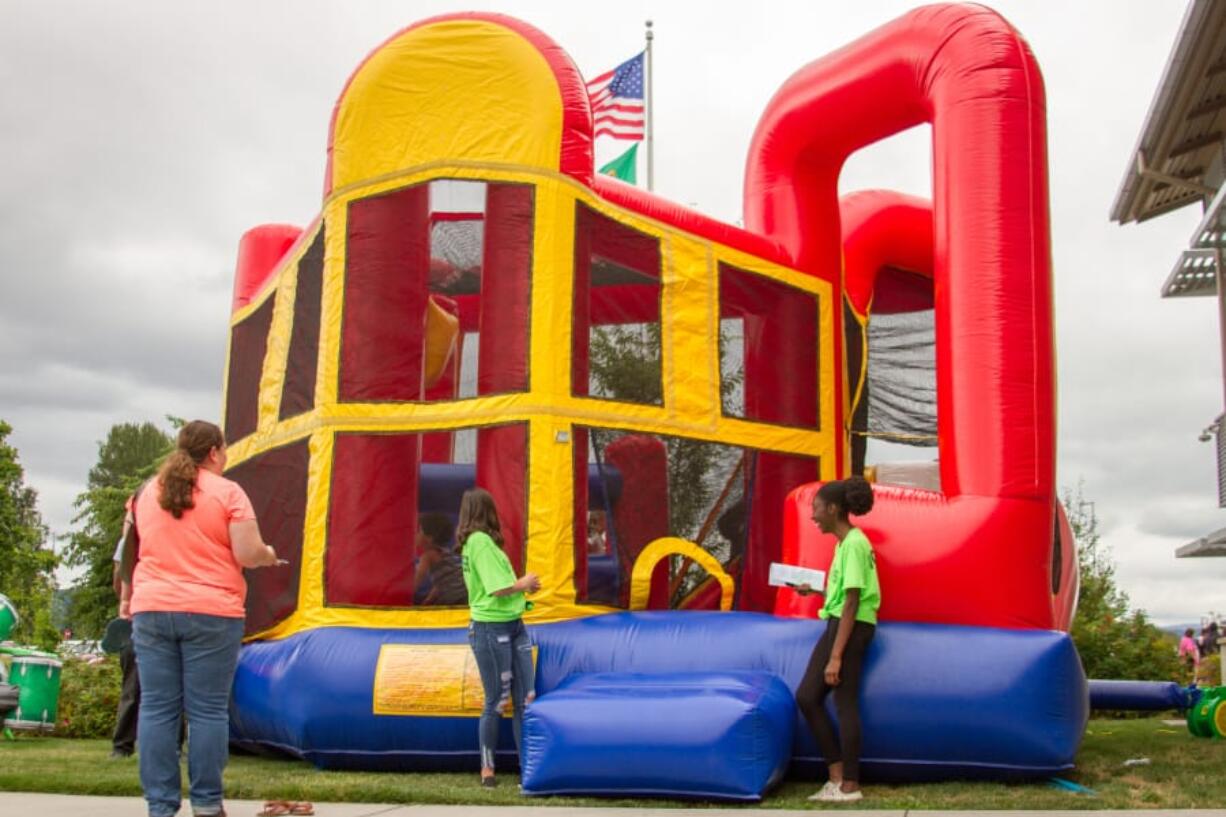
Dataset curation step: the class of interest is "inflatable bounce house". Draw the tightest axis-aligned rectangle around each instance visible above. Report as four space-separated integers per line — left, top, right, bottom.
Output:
222 4 1087 799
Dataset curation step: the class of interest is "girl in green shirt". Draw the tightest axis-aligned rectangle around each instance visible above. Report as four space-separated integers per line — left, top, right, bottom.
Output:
795 476 880 803
457 488 540 788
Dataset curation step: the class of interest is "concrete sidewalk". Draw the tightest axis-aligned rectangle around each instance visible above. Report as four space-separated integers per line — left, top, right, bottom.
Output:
2 795 1226 817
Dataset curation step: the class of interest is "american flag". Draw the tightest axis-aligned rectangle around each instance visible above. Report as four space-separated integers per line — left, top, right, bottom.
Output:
586 52 645 140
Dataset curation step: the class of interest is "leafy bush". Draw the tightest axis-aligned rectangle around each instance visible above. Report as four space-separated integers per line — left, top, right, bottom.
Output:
1064 486 1182 684
1196 651 1221 688
54 655 121 738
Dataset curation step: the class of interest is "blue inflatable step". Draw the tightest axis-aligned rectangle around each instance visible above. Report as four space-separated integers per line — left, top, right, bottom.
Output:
521 670 794 800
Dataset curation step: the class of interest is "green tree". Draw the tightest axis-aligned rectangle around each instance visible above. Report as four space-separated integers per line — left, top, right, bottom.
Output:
1065 484 1181 683
62 421 173 638
589 324 743 539
0 419 59 649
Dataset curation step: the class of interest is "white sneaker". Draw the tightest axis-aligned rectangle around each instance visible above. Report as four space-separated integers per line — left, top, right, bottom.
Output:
815 784 864 803
807 781 842 801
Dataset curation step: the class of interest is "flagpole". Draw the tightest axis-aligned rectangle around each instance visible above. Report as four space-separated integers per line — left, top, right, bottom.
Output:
645 19 654 192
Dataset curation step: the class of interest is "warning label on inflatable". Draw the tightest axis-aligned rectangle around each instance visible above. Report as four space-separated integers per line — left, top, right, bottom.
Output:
371 643 536 717
372 644 483 716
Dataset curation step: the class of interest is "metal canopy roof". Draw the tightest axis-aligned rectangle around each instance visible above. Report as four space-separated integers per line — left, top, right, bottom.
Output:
1191 183 1226 249
1176 526 1226 557
1163 248 1218 297
1111 0 1226 224
1162 185 1226 297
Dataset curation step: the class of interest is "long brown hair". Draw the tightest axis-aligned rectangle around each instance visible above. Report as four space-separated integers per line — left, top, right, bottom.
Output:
158 420 225 519
456 488 503 550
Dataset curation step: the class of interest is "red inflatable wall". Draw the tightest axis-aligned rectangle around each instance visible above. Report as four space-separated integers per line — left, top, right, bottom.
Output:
750 6 1061 630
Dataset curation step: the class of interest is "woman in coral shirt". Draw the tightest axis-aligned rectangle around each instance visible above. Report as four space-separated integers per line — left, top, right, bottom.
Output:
131 420 282 817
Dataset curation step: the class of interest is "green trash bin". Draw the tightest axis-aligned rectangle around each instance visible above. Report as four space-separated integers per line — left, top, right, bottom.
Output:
6 651 62 732
0 594 18 642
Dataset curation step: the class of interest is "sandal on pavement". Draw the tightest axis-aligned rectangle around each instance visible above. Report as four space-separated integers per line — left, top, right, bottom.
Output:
257 802 291 817
289 803 314 816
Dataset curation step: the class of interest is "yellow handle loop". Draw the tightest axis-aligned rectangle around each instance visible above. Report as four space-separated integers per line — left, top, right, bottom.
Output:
628 537 736 612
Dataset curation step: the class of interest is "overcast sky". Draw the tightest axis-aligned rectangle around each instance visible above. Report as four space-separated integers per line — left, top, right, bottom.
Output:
2 1 1221 626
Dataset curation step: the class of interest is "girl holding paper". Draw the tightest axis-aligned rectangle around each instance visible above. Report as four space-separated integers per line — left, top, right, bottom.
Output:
794 476 880 803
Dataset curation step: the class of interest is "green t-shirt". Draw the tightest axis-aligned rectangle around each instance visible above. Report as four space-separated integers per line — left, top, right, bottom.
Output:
819 527 881 625
461 531 525 623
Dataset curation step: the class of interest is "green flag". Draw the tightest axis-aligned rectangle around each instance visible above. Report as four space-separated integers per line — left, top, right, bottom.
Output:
598 143 639 184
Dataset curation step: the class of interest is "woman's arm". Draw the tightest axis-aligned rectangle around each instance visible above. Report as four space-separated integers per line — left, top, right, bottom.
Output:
230 519 281 568
825 588 860 686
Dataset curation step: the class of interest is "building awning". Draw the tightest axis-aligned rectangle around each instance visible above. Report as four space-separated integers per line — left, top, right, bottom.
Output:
1162 248 1217 297
1162 185 1226 297
1111 0 1226 224
1176 526 1226 557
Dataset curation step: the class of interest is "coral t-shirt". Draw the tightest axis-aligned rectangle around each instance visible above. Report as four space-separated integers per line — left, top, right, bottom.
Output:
130 469 256 619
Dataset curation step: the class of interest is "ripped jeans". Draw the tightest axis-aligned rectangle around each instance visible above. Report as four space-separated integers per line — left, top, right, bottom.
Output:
468 618 535 771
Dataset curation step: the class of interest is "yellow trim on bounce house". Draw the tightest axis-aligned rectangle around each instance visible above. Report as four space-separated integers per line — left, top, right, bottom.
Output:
219 18 837 642
630 538 737 612
229 164 837 643
328 19 567 194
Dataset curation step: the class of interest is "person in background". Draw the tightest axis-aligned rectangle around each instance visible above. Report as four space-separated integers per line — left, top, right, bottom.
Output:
110 493 139 758
793 476 880 803
586 510 608 556
458 487 539 788
130 420 286 817
412 512 468 606
1200 620 1220 667
1178 628 1200 685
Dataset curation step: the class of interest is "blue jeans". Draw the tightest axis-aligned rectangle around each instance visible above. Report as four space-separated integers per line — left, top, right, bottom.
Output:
133 612 244 817
468 618 535 771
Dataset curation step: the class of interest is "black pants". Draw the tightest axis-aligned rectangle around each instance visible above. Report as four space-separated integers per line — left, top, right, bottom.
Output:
112 641 140 753
796 619 875 782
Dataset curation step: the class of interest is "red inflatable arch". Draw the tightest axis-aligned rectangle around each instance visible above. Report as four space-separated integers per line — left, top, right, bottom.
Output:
753 5 1070 630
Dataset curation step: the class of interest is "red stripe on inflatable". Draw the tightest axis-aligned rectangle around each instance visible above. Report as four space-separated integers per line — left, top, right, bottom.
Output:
746 3 1054 503
840 190 934 316
340 185 430 402
327 433 419 607
473 183 534 570
232 224 303 314
756 6 1058 629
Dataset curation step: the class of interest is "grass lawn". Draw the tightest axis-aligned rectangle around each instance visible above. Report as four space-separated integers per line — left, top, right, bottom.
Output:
1 717 1224 809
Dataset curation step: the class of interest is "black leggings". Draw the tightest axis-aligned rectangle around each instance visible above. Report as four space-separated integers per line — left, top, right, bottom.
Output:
796 619 875 782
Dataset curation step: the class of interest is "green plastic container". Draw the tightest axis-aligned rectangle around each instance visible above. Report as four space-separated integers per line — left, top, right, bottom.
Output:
1187 686 1225 738
6 651 62 732
0 593 18 642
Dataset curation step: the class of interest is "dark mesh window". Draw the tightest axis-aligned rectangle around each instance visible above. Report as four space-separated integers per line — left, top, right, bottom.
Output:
572 425 817 613
225 294 276 443
325 424 527 609
573 204 662 405
719 263 818 427
279 228 324 420
340 180 531 406
226 439 310 636
864 308 937 445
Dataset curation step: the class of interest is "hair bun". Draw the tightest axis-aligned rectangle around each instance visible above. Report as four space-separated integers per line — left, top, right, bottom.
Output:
844 475 874 516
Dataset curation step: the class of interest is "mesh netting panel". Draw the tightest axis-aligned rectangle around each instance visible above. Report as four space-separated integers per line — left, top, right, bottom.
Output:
865 308 937 446
429 218 483 294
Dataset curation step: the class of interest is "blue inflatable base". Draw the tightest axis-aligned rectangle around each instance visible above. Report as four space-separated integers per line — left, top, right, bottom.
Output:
230 612 1088 789
1088 679 1192 712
